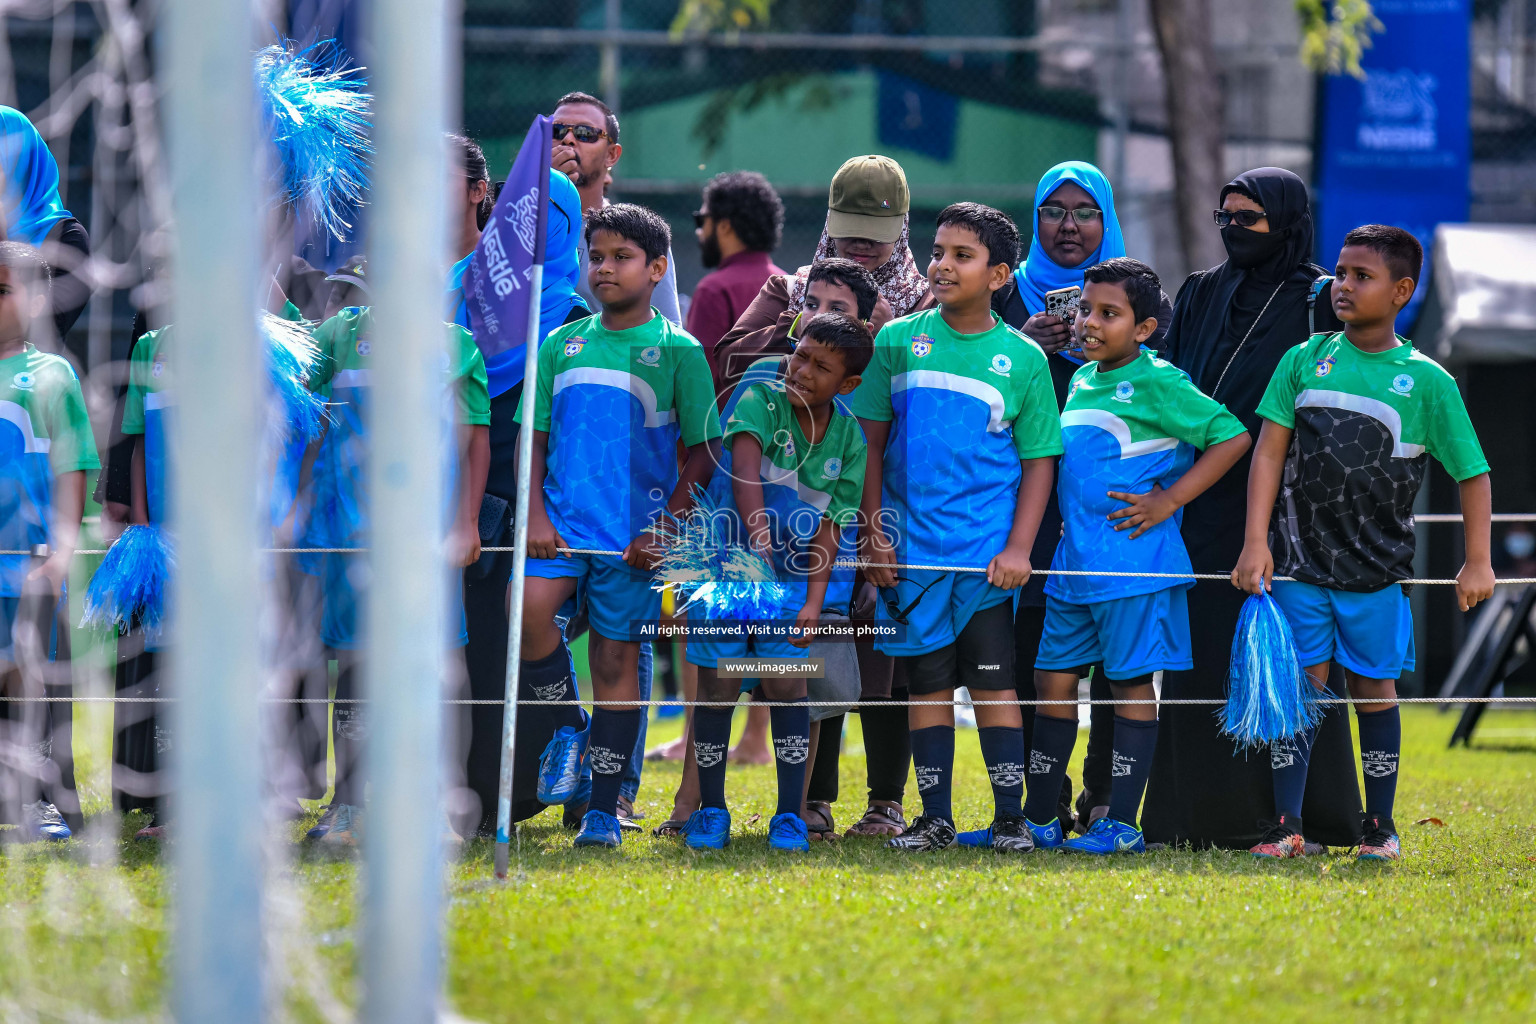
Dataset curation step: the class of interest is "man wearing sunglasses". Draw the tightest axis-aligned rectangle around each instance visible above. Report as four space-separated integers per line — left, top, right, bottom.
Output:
551 91 683 328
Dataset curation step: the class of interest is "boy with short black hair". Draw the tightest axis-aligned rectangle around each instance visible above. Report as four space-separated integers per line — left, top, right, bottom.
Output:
681 311 871 851
802 258 878 326
520 202 722 848
852 201 1061 853
0 241 98 841
1024 256 1251 854
1236 224 1493 862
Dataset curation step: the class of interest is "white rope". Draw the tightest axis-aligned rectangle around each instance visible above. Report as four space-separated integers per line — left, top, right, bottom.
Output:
11 695 1536 706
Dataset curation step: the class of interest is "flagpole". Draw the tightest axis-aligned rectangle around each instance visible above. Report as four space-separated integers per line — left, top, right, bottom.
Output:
495 260 545 878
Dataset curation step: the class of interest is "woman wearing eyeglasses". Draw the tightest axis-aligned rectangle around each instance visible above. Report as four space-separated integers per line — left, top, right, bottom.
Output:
1140 166 1364 852
991 161 1173 836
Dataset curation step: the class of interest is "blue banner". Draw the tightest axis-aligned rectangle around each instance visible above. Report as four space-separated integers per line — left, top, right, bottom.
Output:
876 70 958 162
1316 0 1471 325
464 116 551 360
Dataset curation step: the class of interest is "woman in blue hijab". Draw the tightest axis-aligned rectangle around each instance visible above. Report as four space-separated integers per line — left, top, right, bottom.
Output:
991 160 1172 839
0 106 91 340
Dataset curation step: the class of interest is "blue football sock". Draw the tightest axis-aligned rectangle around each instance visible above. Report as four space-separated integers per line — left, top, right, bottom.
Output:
1270 722 1317 821
977 726 1026 819
1106 716 1158 828
909 725 955 823
693 706 734 811
1355 705 1401 820
519 644 577 704
586 708 642 817
770 698 811 816
1023 713 1076 824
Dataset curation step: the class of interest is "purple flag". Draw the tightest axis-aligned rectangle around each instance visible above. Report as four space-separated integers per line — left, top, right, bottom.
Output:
464 115 551 359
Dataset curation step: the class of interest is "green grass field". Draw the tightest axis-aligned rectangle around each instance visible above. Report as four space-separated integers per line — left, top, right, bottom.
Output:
2 706 1535 1022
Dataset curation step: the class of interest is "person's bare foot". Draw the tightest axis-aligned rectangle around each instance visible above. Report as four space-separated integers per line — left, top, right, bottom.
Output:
729 704 771 764
727 741 772 765
644 736 687 762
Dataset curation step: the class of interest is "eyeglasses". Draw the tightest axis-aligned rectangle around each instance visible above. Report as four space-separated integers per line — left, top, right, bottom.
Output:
552 122 608 144
1213 209 1267 228
692 210 710 228
1038 206 1102 225
879 574 946 626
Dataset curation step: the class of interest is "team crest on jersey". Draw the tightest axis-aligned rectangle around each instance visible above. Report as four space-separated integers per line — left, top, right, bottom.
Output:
989 353 1012 377
781 437 796 459
1391 373 1415 396
10 372 33 391
638 345 661 366
823 457 842 479
1113 380 1135 403
152 361 165 379
910 334 933 358
356 340 372 357
1314 356 1335 377
563 337 585 357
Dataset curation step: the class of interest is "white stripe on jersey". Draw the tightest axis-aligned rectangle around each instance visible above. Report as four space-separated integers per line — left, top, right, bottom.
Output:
1293 389 1425 459
1059 408 1178 459
552 367 676 428
891 370 1008 433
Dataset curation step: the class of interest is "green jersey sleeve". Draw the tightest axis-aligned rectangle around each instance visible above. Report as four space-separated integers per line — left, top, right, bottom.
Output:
826 427 867 529
450 326 492 427
1424 372 1490 482
43 362 100 473
515 325 558 433
722 382 775 448
1160 371 1248 449
1255 343 1306 429
120 329 159 436
306 312 346 393
1011 347 1065 460
847 330 893 422
674 339 723 446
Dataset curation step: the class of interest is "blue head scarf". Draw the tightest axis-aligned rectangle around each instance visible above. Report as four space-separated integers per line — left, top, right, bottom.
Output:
1013 161 1125 316
451 167 587 398
0 107 71 248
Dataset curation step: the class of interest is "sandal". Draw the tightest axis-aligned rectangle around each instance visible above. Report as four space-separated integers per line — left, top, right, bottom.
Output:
843 800 906 838
651 818 690 837
803 800 837 842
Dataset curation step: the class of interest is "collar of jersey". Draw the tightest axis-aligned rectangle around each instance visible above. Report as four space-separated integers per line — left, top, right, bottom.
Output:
1328 330 1413 361
1081 346 1151 384
928 307 1004 341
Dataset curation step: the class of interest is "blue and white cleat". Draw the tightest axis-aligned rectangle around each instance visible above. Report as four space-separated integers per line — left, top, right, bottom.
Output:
955 816 1033 852
537 722 589 805
305 804 339 841
20 801 71 842
767 812 810 852
681 807 732 850
573 810 623 848
1027 816 1067 850
1060 816 1145 855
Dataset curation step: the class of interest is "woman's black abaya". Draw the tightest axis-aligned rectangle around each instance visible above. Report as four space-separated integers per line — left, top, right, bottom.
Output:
1142 168 1364 849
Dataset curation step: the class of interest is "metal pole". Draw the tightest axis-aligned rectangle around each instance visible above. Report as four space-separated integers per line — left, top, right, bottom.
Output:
163 2 263 1021
494 262 543 878
362 0 454 1020
600 0 622 117
1112 0 1133 192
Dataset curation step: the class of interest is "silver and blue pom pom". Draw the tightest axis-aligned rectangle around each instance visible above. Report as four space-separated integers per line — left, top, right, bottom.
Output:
261 310 328 444
651 490 788 621
1220 591 1327 748
81 525 174 635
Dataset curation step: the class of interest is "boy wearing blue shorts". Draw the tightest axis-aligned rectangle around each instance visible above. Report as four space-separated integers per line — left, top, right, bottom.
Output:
853 203 1061 853
1236 225 1493 861
302 304 491 846
519 204 722 848
681 312 870 852
1025 258 1250 854
0 243 97 841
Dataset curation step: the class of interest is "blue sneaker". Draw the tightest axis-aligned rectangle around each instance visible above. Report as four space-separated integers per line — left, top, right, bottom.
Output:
537 723 589 805
954 817 1033 852
768 812 810 851
681 807 732 850
1027 817 1066 850
573 810 622 848
306 804 339 841
1060 816 1145 855
20 801 71 842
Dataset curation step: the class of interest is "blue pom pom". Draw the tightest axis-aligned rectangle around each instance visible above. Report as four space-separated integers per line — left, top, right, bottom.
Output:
261 311 329 443
1220 591 1327 748
81 525 174 635
255 40 371 240
652 489 788 621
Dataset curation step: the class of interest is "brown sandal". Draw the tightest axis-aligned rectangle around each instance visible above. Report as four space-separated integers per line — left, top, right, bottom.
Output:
803 800 837 842
844 801 906 837
652 817 690 837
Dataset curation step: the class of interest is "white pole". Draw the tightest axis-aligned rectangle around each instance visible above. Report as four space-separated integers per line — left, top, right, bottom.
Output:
164 2 264 1021
363 0 454 1020
494 261 543 878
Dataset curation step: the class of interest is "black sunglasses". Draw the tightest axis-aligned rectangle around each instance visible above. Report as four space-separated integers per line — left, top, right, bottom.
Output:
552 122 608 144
692 210 710 228
1038 205 1102 225
1213 209 1267 228
879 574 946 626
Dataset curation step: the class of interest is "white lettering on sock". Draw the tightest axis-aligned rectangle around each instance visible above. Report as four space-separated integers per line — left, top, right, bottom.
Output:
1111 752 1134 778
694 741 726 768
590 746 624 775
774 735 809 765
915 766 941 792
1361 750 1398 777
1028 751 1057 775
988 762 1025 788
531 680 570 702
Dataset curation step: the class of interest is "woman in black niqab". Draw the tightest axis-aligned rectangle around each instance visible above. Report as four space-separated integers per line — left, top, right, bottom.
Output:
1143 167 1364 850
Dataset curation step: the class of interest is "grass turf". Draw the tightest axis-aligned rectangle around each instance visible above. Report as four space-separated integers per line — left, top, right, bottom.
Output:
2 706 1535 1022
